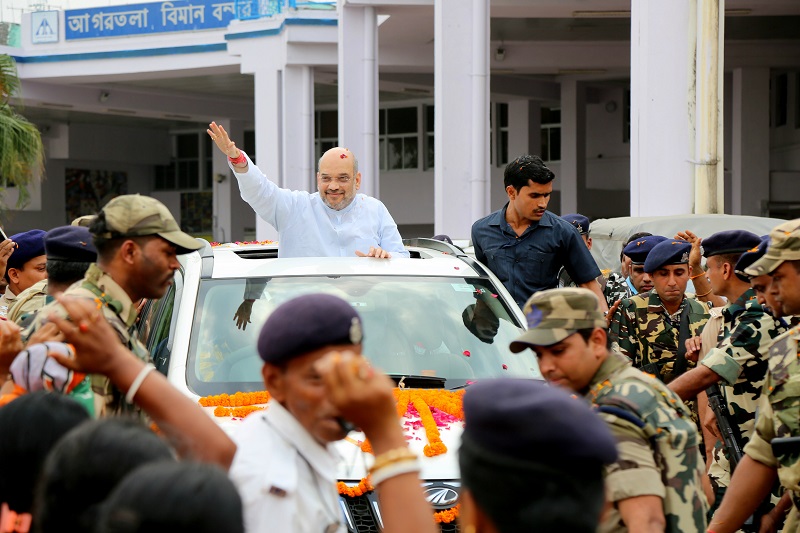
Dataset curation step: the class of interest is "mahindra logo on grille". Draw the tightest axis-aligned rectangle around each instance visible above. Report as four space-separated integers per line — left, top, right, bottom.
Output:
424 486 459 507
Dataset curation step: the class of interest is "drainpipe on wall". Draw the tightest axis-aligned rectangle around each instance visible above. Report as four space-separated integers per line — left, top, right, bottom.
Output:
694 0 725 214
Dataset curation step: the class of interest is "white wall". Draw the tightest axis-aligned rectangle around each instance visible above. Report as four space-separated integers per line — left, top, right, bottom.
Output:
769 71 800 211
585 87 630 191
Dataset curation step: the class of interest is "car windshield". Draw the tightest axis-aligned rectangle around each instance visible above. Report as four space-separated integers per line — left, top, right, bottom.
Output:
186 275 540 395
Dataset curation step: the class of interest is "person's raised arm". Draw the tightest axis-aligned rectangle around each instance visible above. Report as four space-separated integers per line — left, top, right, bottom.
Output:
316 351 437 533
208 122 248 174
675 230 726 307
48 296 236 469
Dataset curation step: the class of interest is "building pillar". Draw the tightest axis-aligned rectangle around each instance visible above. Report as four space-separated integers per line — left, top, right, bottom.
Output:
434 0 490 237
338 2 379 198
253 66 281 241
560 79 586 215
283 65 315 193
731 67 770 216
629 0 695 215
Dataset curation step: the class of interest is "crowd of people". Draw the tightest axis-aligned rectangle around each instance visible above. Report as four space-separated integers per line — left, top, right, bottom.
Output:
0 126 798 533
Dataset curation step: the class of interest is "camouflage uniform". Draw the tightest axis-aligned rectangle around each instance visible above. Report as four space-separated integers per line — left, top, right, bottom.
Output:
743 328 800 531
7 278 48 325
604 272 632 309
25 264 150 415
609 291 710 383
588 351 708 533
702 289 784 489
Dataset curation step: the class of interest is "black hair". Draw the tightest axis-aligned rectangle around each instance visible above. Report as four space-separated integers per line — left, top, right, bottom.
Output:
503 155 555 192
711 253 744 271
88 212 152 263
792 260 800 273
576 327 613 349
94 462 244 533
621 232 653 261
0 392 90 513
461 444 605 533
46 259 93 285
34 418 174 533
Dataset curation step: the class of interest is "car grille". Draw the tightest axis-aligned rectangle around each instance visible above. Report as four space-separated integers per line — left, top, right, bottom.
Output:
340 494 459 532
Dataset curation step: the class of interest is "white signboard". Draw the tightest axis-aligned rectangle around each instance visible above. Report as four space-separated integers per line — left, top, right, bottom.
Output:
31 11 59 44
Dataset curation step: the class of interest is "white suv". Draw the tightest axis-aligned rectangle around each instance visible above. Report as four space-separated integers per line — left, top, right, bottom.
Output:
136 238 540 533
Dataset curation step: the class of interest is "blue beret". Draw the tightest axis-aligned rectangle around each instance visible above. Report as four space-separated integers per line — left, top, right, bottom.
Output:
44 226 98 263
561 213 590 235
702 230 762 258
257 293 363 364
462 379 617 465
7 230 46 270
644 240 692 273
735 237 769 281
623 235 667 265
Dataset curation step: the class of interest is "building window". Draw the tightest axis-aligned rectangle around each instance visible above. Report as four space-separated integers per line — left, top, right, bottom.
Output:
496 103 509 167
423 104 434 170
774 73 788 127
541 107 561 162
623 89 631 143
380 107 418 171
314 110 338 166
154 132 212 191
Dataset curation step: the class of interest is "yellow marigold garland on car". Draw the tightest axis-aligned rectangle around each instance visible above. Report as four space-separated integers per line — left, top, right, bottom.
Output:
433 504 460 524
337 478 374 497
196 388 464 457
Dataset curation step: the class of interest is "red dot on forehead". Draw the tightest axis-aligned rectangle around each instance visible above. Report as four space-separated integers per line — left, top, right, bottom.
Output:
340 154 348 159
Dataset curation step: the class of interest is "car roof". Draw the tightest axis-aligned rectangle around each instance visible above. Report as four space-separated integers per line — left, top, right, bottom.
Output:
196 240 485 279
589 214 785 272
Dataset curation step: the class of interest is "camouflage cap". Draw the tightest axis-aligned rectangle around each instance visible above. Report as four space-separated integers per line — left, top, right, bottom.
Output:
745 218 800 276
94 194 202 254
71 215 96 227
509 288 606 351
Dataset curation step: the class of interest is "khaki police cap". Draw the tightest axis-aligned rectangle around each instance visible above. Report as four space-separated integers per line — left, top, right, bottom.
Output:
745 218 800 276
71 215 97 227
94 194 202 253
510 288 606 351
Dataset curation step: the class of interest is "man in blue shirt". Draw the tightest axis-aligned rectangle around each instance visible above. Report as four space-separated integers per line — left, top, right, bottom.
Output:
471 155 605 310
208 122 409 259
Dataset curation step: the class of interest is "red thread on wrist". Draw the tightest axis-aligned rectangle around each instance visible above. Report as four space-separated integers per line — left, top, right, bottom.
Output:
228 151 246 166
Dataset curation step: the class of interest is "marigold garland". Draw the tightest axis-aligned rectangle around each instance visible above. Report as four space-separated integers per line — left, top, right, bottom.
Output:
411 396 447 457
198 391 270 408
213 405 265 418
360 440 373 454
433 504 460 524
337 478 374 497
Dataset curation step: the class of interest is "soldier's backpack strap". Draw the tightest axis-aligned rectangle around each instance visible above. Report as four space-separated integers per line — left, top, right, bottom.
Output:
672 303 693 378
596 405 646 428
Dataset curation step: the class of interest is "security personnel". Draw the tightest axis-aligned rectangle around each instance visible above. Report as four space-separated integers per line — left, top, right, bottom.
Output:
0 230 47 319
471 155 605 310
459 379 618 532
510 288 708 532
603 232 656 308
667 230 778 512
7 226 98 326
558 213 609 290
230 293 366 533
25 195 202 415
710 218 800 533
609 239 710 383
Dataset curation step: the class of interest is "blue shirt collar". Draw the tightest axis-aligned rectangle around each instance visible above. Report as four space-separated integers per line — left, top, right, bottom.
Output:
490 204 555 230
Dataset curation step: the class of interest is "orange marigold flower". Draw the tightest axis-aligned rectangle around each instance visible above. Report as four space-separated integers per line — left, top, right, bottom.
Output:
433 504 460 524
337 478 374 497
360 440 373 454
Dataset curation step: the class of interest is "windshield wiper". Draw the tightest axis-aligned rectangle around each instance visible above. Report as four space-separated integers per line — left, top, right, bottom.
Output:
388 374 447 389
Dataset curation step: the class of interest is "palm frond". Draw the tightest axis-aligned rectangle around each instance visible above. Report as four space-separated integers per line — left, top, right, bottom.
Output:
0 54 21 106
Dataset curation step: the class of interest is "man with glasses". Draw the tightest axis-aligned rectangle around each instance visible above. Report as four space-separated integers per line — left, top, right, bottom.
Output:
208 122 409 259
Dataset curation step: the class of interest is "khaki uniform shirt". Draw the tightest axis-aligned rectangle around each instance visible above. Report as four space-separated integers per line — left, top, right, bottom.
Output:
587 351 708 533
609 291 710 383
25 264 149 415
0 288 18 319
702 289 783 488
744 327 800 532
7 279 48 325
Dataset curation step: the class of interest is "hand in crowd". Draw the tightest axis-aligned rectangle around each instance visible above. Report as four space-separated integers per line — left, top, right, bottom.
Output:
0 318 23 376
233 299 254 331
606 298 622 327
315 350 398 441
0 238 15 275
27 321 65 345
207 122 240 159
685 335 702 363
675 230 703 270
46 296 128 377
355 246 391 259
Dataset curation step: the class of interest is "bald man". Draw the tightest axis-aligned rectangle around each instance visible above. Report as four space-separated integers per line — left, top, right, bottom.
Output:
208 122 409 259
